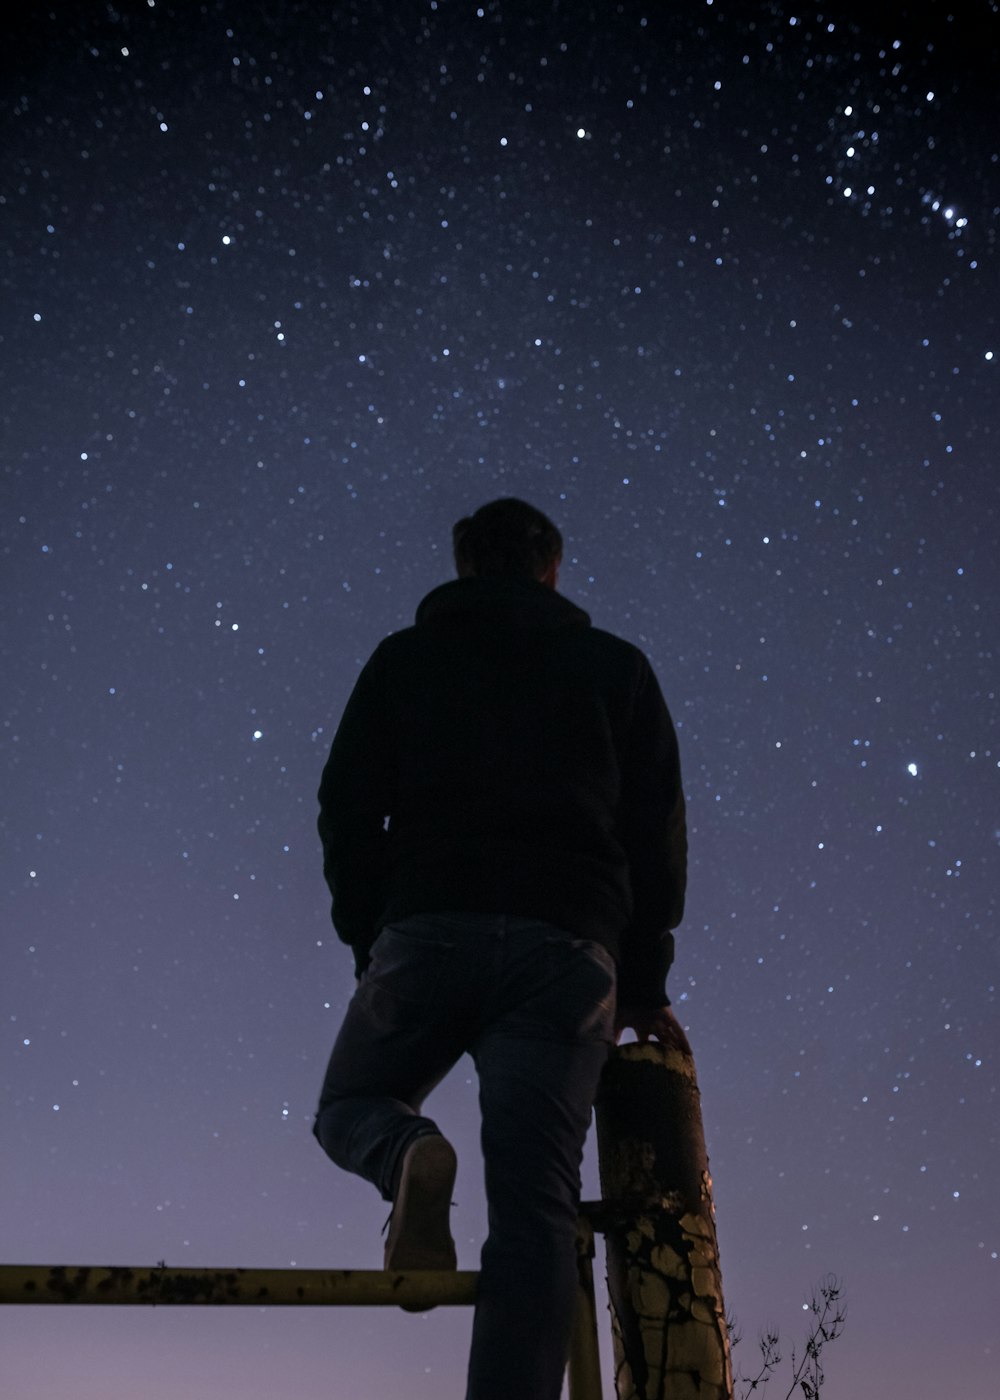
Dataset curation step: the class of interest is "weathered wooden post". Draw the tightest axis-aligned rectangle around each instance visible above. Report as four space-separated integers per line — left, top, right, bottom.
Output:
595 1042 732 1400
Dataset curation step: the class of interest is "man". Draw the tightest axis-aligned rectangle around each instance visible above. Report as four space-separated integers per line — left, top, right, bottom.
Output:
313 498 688 1400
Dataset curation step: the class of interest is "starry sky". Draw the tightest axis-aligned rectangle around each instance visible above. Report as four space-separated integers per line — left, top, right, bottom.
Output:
2 2 997 1397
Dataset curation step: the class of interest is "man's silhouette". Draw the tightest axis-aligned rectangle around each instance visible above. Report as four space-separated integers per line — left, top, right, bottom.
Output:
313 498 687 1400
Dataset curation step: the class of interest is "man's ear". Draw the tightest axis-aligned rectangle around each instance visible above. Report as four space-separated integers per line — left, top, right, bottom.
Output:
538 558 560 590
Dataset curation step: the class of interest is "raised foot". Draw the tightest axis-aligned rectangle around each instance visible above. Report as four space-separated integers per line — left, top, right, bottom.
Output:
384 1134 458 1273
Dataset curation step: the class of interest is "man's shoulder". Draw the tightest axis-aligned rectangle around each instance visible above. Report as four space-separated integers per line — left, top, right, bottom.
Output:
577 623 651 671
366 623 420 662
372 623 418 649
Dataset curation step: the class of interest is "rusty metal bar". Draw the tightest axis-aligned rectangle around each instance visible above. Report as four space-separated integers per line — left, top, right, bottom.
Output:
0 1263 478 1309
0 1254 603 1400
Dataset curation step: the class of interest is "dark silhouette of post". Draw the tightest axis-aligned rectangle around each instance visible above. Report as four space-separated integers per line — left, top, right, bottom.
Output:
595 1042 732 1400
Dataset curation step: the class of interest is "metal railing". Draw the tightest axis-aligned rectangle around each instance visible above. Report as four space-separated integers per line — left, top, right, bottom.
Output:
2 1044 733 1400
0 1215 603 1400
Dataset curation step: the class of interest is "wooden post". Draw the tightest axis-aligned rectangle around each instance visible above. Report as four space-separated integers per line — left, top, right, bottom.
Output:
595 1042 732 1400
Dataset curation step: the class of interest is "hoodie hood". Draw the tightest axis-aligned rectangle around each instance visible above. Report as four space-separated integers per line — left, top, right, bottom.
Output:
415 576 591 632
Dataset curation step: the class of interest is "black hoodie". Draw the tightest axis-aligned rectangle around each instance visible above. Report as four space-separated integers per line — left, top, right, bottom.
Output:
317 576 686 1006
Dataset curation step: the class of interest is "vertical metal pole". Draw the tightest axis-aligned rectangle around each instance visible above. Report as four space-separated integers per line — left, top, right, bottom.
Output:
595 1042 732 1400
567 1215 604 1400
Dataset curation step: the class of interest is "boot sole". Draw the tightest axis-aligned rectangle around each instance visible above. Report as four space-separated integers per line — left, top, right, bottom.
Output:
384 1135 458 1272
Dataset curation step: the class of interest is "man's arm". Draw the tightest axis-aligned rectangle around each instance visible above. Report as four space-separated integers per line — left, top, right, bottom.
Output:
317 647 396 977
615 658 687 1007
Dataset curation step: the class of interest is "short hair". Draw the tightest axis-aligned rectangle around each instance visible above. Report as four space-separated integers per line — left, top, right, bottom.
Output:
452 498 563 580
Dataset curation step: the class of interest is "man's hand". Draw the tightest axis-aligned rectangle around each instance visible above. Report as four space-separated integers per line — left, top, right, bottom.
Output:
614 1003 692 1055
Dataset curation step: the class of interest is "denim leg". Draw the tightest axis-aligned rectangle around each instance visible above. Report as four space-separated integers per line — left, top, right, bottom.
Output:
466 930 615 1400
314 923 470 1201
314 910 616 1399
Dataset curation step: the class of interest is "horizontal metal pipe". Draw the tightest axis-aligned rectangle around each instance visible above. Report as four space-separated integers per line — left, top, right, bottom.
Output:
0 1264 479 1308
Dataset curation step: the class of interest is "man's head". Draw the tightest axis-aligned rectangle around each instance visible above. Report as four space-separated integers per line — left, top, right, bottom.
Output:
452 498 562 587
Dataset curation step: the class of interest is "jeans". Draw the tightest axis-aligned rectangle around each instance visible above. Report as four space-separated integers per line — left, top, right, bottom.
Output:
314 912 616 1400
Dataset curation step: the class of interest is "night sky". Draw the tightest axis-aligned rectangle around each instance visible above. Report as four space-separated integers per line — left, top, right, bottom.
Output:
2 2 998 1397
